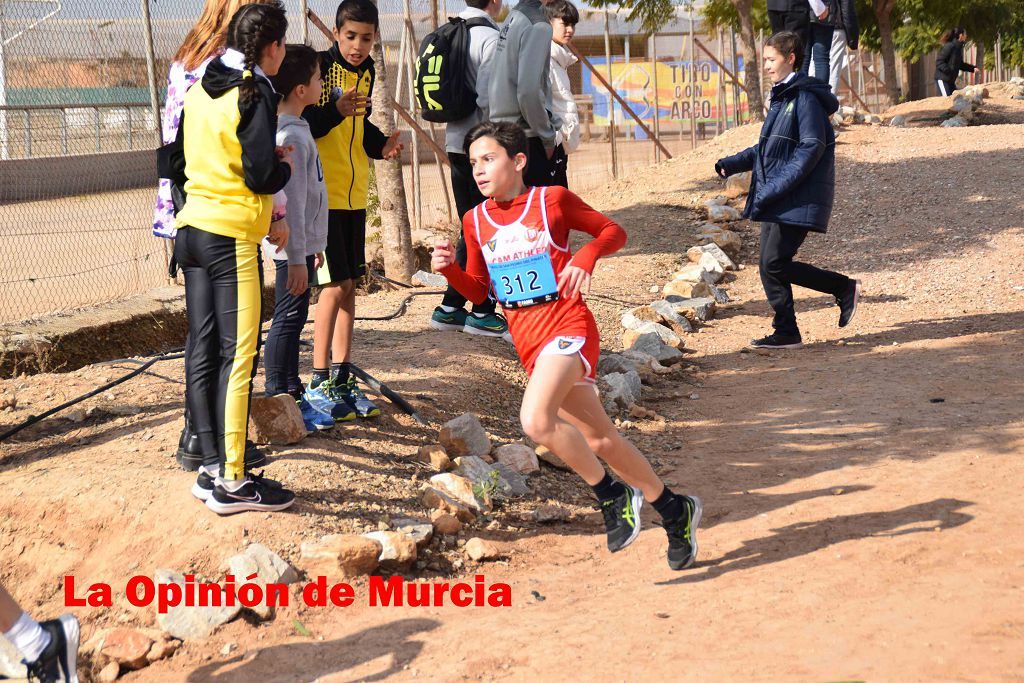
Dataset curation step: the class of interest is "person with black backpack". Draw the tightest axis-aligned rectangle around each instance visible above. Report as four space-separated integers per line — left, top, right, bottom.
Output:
419 0 511 338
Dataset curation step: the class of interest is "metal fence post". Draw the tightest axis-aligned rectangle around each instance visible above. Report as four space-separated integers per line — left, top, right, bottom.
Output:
140 0 162 143
23 109 30 157
60 108 68 155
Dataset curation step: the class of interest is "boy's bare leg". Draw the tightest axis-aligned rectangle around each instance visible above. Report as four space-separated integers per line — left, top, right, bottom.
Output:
558 383 666 502
313 284 343 369
519 354 606 485
330 279 356 365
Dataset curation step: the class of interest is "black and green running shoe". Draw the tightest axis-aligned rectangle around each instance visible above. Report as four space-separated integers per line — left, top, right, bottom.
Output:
663 495 703 570
430 306 468 332
600 485 644 552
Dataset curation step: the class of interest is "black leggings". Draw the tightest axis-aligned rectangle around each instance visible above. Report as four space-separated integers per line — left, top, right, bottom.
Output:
174 226 263 480
264 256 315 397
442 152 495 313
759 222 850 336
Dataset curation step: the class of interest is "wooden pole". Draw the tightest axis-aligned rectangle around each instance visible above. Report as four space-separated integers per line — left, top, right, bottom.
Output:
729 25 740 126
651 32 661 162
716 27 725 135
603 9 618 179
403 14 422 230
570 45 673 159
688 4 697 148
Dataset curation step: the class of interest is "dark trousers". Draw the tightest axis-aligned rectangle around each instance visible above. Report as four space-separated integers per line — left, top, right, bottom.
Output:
174 226 263 478
442 152 495 313
805 23 835 78
524 137 568 189
265 255 316 398
768 9 811 72
759 222 850 336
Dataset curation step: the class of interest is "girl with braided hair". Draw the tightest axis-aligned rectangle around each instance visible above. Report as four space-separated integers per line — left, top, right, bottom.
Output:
166 2 296 514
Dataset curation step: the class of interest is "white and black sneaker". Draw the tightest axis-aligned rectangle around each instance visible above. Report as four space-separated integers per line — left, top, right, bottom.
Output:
750 333 804 349
205 473 295 515
23 614 79 683
192 469 283 502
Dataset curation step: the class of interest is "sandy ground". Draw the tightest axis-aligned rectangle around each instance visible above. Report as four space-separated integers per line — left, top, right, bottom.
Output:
2 92 1024 682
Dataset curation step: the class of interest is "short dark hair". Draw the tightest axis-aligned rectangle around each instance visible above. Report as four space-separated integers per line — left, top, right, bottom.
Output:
465 0 491 10
545 0 580 26
271 44 319 99
464 120 528 158
765 31 803 70
336 0 378 30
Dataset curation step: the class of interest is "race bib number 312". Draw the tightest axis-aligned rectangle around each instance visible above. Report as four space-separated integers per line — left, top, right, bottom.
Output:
487 252 559 309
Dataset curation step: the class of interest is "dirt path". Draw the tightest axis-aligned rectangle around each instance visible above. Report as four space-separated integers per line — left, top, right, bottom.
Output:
3 99 1024 681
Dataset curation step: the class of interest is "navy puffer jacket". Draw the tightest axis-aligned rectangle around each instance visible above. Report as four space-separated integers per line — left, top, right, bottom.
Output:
716 74 840 233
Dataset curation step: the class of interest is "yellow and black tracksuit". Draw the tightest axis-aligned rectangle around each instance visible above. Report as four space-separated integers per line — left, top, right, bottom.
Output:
167 57 290 480
303 46 387 284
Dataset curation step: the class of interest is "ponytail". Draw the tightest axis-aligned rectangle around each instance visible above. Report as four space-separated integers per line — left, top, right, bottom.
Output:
226 1 288 104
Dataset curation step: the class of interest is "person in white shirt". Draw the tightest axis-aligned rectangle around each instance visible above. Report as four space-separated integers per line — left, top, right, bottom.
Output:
546 0 581 163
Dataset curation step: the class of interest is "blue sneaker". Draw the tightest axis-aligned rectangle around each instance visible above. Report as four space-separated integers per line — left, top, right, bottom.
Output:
430 306 468 332
304 381 357 422
298 398 334 431
331 376 380 418
464 312 509 338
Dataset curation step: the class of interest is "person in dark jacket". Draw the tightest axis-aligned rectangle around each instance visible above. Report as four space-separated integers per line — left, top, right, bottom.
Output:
767 0 810 70
716 31 861 349
935 28 975 97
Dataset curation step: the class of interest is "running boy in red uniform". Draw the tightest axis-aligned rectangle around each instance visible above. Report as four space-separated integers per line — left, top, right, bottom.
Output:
432 121 702 569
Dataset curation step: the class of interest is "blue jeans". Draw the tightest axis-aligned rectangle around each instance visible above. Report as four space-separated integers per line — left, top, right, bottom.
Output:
803 23 835 79
264 255 316 398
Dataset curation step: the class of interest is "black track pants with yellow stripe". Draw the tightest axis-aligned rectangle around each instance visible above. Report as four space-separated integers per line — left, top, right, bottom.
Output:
174 226 262 480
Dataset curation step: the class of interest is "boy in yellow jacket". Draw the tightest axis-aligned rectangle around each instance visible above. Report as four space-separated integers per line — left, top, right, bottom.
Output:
302 0 401 420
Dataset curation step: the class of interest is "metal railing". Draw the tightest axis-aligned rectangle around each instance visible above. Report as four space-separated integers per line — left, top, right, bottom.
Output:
0 102 157 159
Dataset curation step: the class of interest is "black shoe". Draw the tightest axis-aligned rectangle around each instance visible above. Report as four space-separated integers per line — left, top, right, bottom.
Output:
176 438 266 472
749 333 803 349
599 485 644 553
837 279 862 328
23 614 79 683
663 495 703 570
205 474 295 515
192 468 282 502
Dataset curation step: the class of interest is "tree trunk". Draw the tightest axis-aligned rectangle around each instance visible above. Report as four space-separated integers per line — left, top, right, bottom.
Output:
732 0 764 120
369 40 416 284
874 0 901 105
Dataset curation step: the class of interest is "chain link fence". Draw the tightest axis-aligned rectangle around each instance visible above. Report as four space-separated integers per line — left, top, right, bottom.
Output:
12 0 904 323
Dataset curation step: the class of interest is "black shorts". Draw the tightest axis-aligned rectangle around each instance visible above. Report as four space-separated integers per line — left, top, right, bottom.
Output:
317 209 366 286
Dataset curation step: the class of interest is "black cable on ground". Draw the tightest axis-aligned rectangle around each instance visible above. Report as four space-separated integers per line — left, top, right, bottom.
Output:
0 351 185 442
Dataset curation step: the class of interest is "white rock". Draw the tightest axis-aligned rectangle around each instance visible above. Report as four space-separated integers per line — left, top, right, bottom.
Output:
412 270 447 288
707 204 742 222
698 253 725 282
602 370 642 408
493 443 540 475
391 516 434 548
361 531 417 569
940 115 968 128
625 332 684 364
439 413 491 458
0 636 26 679
155 569 242 640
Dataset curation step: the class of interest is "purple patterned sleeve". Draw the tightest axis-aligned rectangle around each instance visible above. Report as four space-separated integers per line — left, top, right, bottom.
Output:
152 62 206 239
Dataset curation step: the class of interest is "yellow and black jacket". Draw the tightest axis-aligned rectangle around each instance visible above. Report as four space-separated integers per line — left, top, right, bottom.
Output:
303 45 388 211
169 57 291 243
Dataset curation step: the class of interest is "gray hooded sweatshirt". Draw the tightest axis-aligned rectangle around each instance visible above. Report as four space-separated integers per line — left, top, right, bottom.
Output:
266 114 328 265
487 0 561 148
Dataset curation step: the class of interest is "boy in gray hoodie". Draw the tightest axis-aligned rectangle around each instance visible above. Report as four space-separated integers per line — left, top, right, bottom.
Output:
488 0 567 187
265 44 332 431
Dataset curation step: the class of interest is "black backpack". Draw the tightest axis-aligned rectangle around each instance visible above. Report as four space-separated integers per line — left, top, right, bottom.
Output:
414 16 493 123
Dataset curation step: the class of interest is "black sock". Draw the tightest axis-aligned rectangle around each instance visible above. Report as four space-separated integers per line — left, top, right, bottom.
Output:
591 472 626 502
311 368 330 388
652 486 684 521
331 362 351 384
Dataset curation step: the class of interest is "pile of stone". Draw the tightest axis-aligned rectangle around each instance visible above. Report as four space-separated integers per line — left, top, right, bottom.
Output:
835 106 883 127
940 85 988 127
597 182 748 413
1010 76 1024 100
